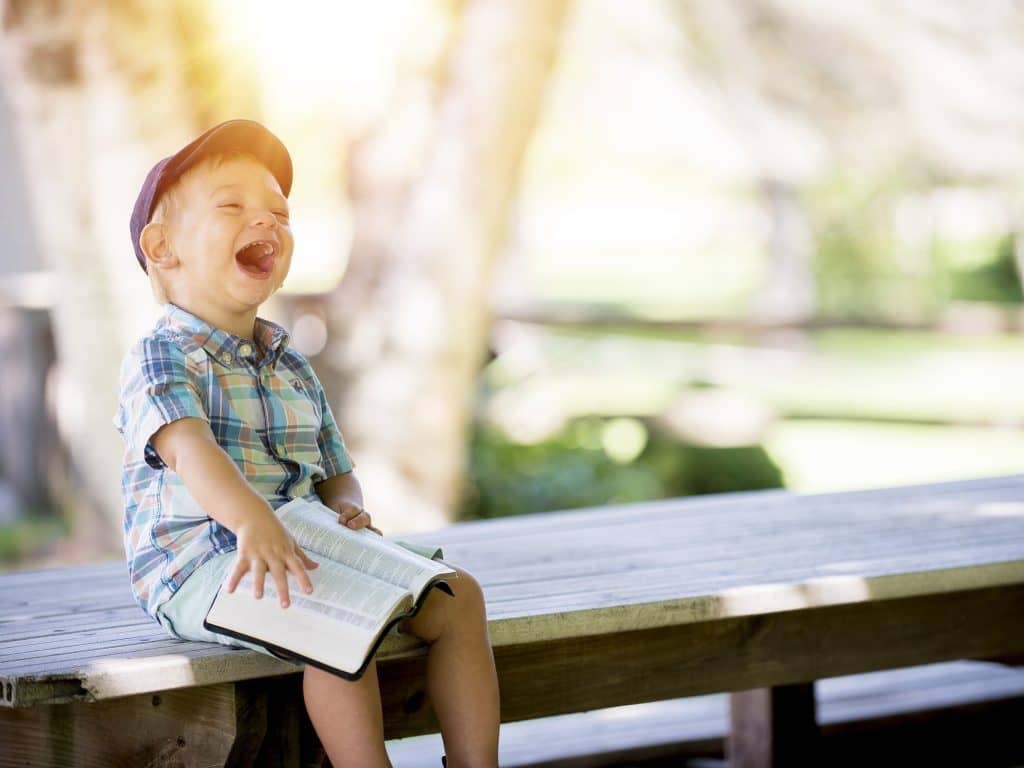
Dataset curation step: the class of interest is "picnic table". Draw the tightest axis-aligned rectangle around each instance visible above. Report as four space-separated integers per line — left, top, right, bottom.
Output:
3 473 1024 766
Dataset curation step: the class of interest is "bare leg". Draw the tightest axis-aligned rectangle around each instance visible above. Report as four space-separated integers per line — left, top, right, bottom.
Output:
303 660 393 768
399 566 500 768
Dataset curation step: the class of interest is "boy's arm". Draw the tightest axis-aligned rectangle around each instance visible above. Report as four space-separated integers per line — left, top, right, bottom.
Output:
151 416 318 607
315 471 382 535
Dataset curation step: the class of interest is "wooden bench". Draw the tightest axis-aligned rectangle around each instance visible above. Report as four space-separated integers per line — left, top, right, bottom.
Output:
388 659 1024 767
3 474 1024 767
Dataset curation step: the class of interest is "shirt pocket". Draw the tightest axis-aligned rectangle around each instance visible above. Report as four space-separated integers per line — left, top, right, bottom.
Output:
266 372 324 467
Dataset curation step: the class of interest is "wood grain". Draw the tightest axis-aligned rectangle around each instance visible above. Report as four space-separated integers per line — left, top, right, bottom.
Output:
4 474 1024 707
0 683 257 768
2 475 1023 765
376 584 1024 738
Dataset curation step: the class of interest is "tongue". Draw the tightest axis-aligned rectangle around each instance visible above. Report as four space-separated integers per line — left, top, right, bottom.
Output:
236 244 273 277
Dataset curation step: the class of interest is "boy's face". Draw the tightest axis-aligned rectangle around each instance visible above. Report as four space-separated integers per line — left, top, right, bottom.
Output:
155 155 293 330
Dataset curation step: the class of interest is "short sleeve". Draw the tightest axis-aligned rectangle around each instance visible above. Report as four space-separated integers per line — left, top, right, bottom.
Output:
114 337 208 469
312 375 355 477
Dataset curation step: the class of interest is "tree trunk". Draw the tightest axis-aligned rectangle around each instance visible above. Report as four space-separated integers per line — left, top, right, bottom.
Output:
754 178 816 323
0 0 235 557
332 0 569 532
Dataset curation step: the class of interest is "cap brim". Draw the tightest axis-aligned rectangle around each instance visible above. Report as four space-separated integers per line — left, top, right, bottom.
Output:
156 119 293 204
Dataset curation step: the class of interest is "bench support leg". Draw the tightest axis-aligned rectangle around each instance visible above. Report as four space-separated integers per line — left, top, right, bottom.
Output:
727 683 819 768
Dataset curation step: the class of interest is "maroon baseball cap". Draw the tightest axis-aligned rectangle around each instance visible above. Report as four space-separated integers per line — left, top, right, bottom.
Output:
130 119 293 272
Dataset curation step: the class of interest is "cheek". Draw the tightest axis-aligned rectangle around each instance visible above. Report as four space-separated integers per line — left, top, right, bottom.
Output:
278 236 294 272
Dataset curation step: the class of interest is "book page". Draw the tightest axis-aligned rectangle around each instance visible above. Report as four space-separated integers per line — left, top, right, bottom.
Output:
276 497 454 597
206 552 413 675
251 553 410 627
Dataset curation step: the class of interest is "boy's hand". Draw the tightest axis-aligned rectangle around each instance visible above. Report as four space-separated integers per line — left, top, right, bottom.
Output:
226 509 318 608
327 499 383 536
314 472 382 535
149 417 321 607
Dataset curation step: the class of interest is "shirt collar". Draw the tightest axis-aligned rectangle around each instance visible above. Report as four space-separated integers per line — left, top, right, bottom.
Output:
160 303 290 368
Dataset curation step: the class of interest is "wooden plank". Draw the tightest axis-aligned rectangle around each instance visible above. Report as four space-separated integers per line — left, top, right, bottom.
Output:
3 475 1024 705
0 472 1018 610
477 540 1024 612
431 485 1024 555
3 479 1021 615
434 528 1024 602
481 559 1024 645
376 584 1024 738
389 665 1024 768
6 523 1020 655
1 630 427 707
406 473 1024 546
3 560 1023 704
728 684 820 768
0 610 151 644
8 536 1024 647
0 625 171 661
0 682 263 768
5 530 1022 634
5 517 1021 634
0 560 123 588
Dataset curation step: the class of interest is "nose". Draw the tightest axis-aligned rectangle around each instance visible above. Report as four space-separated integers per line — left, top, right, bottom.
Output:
251 208 278 229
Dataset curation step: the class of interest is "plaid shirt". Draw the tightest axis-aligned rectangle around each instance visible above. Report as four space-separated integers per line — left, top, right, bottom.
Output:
114 303 354 617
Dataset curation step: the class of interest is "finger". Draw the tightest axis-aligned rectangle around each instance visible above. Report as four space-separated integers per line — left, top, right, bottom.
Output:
225 556 247 593
289 555 315 595
298 548 319 571
270 563 290 608
336 510 355 524
368 524 384 536
252 561 267 599
347 511 371 529
336 504 362 524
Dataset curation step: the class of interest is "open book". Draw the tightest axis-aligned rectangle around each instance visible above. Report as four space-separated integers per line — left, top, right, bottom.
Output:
204 496 456 680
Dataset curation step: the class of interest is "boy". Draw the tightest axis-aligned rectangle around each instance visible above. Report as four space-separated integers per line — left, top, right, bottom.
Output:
115 119 499 767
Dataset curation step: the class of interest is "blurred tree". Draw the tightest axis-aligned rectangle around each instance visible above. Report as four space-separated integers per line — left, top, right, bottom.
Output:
0 0 257 557
331 0 569 532
670 0 1024 323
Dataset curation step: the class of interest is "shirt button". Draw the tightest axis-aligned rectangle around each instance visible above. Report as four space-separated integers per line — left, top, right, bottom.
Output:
238 343 253 357
220 352 233 365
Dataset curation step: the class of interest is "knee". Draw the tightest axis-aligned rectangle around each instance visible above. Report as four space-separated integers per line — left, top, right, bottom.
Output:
400 565 487 642
449 566 487 618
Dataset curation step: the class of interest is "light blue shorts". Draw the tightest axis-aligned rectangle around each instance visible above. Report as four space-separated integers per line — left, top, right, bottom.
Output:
153 538 442 665
154 550 304 666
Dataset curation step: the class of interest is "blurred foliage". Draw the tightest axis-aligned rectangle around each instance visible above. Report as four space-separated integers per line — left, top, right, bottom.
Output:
458 417 784 520
0 513 67 571
944 234 1024 304
810 178 933 319
809 177 1023 317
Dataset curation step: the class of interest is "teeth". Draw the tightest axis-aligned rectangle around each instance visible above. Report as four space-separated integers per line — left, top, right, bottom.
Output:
240 241 274 257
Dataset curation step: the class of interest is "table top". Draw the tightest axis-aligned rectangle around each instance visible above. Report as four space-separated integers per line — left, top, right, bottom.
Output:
3 473 1023 706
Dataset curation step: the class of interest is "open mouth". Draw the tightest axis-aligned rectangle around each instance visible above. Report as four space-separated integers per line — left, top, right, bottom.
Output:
234 240 279 279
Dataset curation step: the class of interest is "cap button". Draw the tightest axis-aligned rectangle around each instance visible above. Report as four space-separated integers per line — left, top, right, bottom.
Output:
220 352 233 365
239 343 253 357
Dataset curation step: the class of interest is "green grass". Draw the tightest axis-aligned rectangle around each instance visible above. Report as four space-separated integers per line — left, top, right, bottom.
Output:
488 326 1024 423
764 419 1024 493
481 324 1024 499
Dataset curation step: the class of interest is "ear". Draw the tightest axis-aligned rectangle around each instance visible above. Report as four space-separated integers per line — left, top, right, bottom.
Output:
139 221 178 271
